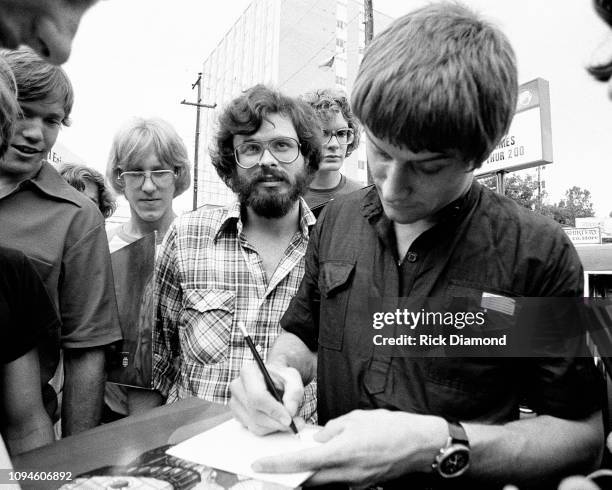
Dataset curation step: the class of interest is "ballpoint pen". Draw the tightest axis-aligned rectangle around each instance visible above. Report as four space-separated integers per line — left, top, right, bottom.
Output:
237 321 299 435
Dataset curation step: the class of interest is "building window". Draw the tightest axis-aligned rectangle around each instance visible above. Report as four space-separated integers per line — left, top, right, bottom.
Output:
335 76 347 86
336 38 345 48
337 20 345 29
358 160 365 170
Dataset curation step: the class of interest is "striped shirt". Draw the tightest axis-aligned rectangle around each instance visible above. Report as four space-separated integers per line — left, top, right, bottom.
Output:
152 198 317 419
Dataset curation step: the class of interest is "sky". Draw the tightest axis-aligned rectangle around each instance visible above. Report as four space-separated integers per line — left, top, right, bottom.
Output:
58 0 612 216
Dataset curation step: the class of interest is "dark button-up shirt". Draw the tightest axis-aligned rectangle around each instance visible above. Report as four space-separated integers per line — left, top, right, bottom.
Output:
282 180 601 426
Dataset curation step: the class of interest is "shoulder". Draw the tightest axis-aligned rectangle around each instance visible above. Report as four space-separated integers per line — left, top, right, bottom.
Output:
166 205 237 251
477 185 569 243
340 175 366 194
474 185 581 294
316 185 373 232
174 205 230 232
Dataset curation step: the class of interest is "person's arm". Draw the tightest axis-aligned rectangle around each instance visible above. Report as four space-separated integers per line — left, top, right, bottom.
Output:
127 388 163 414
251 407 601 488
62 347 105 435
59 218 122 434
2 349 54 454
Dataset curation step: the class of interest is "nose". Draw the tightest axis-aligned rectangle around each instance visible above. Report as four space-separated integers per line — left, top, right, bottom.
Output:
32 11 82 65
325 136 340 150
141 173 157 193
22 119 44 143
258 147 278 168
377 161 412 202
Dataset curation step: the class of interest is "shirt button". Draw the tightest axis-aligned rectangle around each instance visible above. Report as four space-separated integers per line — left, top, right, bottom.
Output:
406 252 418 263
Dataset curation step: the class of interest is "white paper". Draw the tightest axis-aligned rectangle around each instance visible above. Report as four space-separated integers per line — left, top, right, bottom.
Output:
166 418 322 488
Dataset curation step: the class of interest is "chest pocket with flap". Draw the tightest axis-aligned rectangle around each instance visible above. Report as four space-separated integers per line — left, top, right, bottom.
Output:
180 288 235 365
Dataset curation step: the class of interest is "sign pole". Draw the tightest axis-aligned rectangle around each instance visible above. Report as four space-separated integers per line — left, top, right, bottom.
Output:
495 171 505 194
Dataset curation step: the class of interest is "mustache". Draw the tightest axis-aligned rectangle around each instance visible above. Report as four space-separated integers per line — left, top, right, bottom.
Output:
250 168 290 184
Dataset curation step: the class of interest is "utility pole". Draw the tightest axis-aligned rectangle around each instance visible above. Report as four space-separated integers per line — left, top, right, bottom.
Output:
364 0 374 185
181 72 216 211
537 165 542 211
364 0 374 45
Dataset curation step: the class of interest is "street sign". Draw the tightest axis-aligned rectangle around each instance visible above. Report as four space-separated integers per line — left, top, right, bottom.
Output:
476 78 552 176
564 227 602 245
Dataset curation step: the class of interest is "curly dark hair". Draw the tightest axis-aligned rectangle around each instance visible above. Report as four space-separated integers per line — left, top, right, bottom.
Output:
300 88 361 157
59 163 117 218
210 84 322 191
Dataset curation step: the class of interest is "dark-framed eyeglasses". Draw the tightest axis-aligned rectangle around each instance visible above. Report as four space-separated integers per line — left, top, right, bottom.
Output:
118 169 177 188
322 127 354 145
234 137 301 169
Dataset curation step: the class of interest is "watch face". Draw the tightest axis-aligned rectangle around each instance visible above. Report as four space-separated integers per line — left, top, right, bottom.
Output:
439 446 470 478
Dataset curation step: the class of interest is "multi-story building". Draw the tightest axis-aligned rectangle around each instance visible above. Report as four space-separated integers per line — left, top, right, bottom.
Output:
196 0 393 207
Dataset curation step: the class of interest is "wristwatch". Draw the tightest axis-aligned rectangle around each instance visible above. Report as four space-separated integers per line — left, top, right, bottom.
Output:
431 420 470 478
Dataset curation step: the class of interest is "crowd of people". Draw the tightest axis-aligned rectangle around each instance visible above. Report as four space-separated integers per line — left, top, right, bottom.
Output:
2 0 612 489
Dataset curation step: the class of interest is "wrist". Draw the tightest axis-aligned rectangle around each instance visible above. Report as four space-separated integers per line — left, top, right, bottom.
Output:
431 419 471 478
406 414 449 474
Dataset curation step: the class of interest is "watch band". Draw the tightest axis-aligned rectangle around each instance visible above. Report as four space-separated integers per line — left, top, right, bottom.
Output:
447 420 469 446
432 419 471 478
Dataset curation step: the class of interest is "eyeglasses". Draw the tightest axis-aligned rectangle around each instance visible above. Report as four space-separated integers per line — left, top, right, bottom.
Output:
322 127 354 145
118 169 176 188
234 137 301 169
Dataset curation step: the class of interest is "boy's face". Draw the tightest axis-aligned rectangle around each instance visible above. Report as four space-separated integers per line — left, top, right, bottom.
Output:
366 130 474 224
319 111 349 172
0 0 98 65
0 95 65 181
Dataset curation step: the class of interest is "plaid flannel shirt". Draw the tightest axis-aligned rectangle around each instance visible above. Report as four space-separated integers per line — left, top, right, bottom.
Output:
152 198 317 420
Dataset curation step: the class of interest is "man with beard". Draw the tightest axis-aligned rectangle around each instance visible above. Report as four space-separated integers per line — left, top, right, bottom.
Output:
151 85 321 419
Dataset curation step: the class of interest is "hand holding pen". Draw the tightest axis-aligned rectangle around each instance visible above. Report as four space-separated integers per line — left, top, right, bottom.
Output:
237 322 300 435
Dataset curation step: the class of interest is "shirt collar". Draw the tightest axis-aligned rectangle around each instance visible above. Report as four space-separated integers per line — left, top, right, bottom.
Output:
24 161 83 207
360 180 480 226
214 196 316 242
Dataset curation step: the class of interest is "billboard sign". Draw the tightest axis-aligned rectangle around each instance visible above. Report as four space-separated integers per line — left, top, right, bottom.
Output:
564 227 602 245
476 78 553 176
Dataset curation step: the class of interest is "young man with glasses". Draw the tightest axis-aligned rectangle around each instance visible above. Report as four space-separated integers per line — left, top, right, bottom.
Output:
103 117 191 419
0 48 122 437
301 89 363 211
151 85 321 419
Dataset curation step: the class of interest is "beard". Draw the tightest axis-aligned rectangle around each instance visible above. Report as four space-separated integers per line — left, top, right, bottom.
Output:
232 166 309 218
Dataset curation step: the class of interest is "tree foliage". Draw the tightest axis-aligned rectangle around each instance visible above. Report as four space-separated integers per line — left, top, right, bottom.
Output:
479 173 541 211
478 175 594 227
